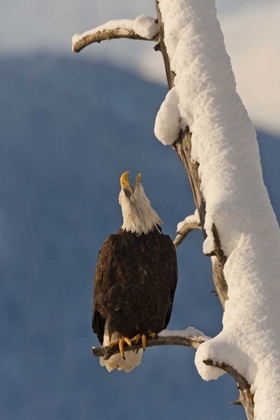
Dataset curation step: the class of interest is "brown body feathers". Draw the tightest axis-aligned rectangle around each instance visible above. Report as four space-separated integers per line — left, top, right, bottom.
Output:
92 228 178 344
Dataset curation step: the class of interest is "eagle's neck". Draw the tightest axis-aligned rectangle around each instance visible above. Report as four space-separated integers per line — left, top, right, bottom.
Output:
119 185 162 235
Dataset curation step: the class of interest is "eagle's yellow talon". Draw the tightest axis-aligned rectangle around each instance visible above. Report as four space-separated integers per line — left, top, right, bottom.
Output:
109 339 120 348
141 334 147 350
132 334 141 344
119 338 125 358
132 332 156 349
109 336 132 358
109 332 157 356
124 337 132 347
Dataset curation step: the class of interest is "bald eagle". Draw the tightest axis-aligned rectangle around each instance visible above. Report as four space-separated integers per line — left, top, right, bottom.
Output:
92 172 178 372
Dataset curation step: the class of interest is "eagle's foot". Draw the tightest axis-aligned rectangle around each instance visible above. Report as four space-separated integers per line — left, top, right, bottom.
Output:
108 339 120 348
109 337 132 359
132 333 157 350
132 334 141 344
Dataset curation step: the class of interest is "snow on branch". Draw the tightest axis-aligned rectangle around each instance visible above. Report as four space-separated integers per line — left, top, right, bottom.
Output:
92 328 209 359
173 212 201 248
92 328 253 408
72 15 159 53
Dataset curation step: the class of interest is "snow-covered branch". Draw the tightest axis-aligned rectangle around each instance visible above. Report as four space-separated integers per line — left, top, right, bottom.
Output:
204 359 254 419
72 16 159 53
92 328 253 415
92 328 209 359
173 213 201 248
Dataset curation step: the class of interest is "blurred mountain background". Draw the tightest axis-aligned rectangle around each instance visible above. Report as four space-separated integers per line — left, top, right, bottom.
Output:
0 1 279 419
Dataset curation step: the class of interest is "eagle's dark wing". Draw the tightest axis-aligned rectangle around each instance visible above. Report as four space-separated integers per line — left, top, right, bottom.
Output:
162 234 178 329
92 231 178 343
92 234 121 344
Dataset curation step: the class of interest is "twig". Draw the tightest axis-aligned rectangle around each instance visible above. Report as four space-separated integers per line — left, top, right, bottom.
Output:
231 400 242 406
204 359 254 417
173 221 201 248
203 359 250 390
72 21 159 53
92 332 208 360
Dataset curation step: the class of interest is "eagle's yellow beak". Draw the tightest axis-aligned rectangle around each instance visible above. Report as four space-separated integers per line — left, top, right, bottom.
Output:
120 171 131 189
120 172 142 194
135 173 141 188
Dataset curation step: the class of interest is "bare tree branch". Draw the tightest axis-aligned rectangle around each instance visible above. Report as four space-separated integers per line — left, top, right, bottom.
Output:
204 359 254 419
92 332 254 418
173 220 201 248
92 332 209 360
72 20 159 53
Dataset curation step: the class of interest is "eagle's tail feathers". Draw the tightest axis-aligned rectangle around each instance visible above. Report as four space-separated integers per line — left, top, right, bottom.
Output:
100 349 143 373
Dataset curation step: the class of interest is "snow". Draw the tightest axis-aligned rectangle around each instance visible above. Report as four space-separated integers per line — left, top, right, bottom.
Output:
154 88 181 145
157 0 280 419
139 2 280 135
133 15 159 39
177 210 200 232
159 327 209 341
72 15 158 49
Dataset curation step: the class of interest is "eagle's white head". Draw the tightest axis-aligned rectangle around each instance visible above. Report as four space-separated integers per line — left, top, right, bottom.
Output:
118 171 162 235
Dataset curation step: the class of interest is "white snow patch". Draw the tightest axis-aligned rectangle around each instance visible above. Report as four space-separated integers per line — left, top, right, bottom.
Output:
72 34 81 45
154 87 181 145
72 15 158 49
133 15 159 39
158 1 280 419
202 237 215 256
177 210 200 232
159 327 209 341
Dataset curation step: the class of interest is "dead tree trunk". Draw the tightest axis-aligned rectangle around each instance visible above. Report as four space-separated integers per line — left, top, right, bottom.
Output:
72 3 256 418
155 2 253 416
